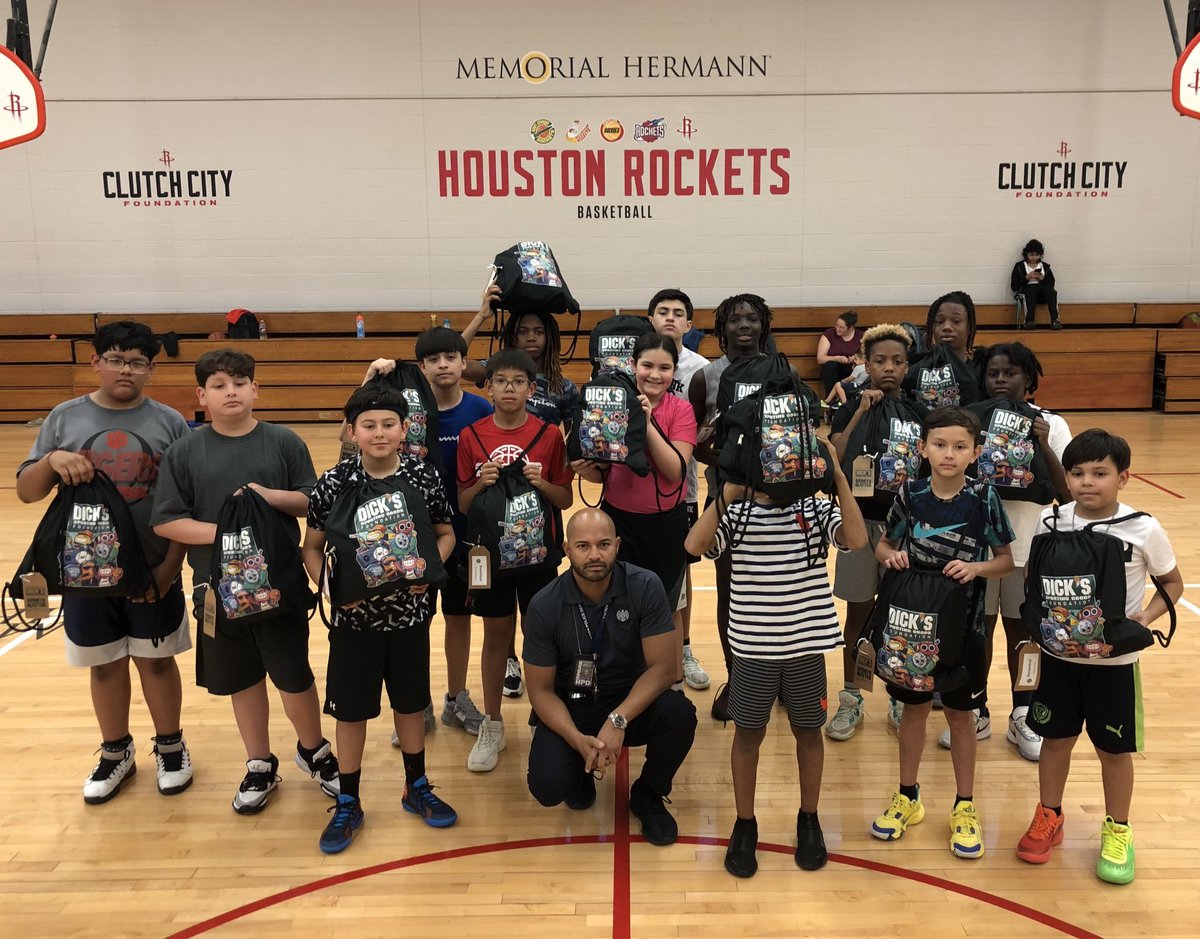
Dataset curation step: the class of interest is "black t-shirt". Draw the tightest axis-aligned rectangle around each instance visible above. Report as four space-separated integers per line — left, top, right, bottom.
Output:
522 562 674 699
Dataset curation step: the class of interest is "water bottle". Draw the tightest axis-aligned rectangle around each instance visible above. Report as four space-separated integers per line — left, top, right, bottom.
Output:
443 317 452 329
258 319 268 339
355 314 365 339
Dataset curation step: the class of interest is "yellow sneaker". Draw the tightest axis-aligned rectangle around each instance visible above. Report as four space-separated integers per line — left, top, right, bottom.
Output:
950 801 985 858
871 789 924 841
1097 817 1135 884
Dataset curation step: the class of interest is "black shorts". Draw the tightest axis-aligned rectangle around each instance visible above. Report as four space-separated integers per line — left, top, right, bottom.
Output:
685 501 701 565
887 632 988 711
433 558 471 618
470 567 557 619
193 589 315 697
1028 654 1143 754
603 500 688 608
729 654 828 730
323 623 431 722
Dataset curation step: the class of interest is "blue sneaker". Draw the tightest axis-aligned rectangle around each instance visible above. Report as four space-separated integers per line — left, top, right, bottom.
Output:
402 775 458 828
319 794 364 854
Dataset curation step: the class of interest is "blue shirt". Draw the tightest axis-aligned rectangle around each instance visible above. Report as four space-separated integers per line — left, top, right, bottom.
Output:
436 391 494 554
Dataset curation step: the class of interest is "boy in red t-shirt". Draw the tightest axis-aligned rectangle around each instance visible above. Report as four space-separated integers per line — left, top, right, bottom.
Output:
457 349 573 773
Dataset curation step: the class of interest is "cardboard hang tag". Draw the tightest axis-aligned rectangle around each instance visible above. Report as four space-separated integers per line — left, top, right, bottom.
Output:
1014 641 1041 691
467 545 492 590
19 573 50 620
338 439 360 462
851 454 875 497
202 586 217 638
853 640 876 692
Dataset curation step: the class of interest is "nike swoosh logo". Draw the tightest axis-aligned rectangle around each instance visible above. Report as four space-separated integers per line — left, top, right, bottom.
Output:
912 521 968 540
970 690 984 700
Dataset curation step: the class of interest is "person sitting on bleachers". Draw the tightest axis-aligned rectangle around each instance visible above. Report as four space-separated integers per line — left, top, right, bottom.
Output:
1010 239 1063 330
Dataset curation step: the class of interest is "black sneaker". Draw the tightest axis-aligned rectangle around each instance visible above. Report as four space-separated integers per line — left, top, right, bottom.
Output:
1051 320 1064 330
503 657 524 697
565 772 596 811
795 810 828 870
232 754 280 815
724 816 759 878
711 682 731 723
295 740 340 798
319 794 365 854
628 779 677 846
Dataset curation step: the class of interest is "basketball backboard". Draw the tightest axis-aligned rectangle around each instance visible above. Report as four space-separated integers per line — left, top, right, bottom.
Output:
1172 31 1200 119
0 44 46 151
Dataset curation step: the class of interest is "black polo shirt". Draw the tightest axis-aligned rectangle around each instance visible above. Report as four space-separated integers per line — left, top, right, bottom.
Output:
522 561 674 699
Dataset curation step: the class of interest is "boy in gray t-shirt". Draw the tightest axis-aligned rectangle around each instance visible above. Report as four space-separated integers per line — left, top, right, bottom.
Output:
16 321 193 806
153 349 339 816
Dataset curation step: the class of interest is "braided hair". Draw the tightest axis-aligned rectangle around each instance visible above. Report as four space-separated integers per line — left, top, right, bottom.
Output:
713 293 775 354
924 290 977 351
975 341 1044 395
500 310 565 397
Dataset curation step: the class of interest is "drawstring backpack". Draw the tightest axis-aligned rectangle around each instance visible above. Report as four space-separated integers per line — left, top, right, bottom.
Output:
968 397 1056 504
903 344 981 412
464 422 562 579
373 364 444 474
490 241 581 319
3 470 157 633
1022 508 1177 659
839 396 926 512
587 313 655 378
567 369 649 477
207 486 314 626
320 470 448 620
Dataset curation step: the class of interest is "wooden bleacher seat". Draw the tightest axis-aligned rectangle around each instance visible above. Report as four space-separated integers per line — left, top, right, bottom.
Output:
1154 330 1200 412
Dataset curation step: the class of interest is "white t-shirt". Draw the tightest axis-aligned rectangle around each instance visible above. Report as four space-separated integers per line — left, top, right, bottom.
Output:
1037 502 1177 666
1023 261 1045 279
1001 406 1072 567
671 345 709 503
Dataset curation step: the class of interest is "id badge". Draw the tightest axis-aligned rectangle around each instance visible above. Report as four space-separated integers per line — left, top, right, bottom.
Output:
570 654 598 699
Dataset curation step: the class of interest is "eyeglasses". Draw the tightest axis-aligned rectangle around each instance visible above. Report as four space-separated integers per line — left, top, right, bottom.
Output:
490 377 530 390
100 354 151 374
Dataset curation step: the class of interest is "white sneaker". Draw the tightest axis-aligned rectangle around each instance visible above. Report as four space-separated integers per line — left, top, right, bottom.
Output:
938 709 993 749
888 697 904 730
152 733 193 796
467 716 506 772
232 755 281 815
826 690 865 741
83 739 137 804
1006 707 1043 762
682 646 711 690
503 657 524 697
295 740 340 797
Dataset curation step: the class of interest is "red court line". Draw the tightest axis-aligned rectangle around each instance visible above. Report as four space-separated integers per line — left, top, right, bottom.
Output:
1130 474 1185 499
612 750 631 939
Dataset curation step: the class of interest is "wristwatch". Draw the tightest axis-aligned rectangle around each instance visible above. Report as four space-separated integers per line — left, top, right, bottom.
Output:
608 712 628 730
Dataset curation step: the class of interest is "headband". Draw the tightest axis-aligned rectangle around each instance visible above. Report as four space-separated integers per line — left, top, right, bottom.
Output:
345 399 406 424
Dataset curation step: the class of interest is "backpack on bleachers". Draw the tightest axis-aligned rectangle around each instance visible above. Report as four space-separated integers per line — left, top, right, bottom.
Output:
587 313 655 378
465 422 563 579
838 395 926 511
902 344 980 411
208 487 313 625
491 241 581 318
968 397 1056 504
1022 508 1177 660
567 368 649 477
226 309 261 339
374 363 444 474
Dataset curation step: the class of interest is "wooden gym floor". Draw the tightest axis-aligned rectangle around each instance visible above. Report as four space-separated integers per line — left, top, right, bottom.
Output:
1 413 1198 939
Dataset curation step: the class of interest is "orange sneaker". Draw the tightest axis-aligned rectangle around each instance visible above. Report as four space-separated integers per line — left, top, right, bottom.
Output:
1017 803 1064 864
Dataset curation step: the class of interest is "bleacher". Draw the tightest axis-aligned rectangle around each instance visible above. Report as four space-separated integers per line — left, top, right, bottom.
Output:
0 302 1195 424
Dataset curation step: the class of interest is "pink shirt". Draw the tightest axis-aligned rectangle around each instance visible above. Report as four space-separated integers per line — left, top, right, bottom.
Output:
604 393 698 514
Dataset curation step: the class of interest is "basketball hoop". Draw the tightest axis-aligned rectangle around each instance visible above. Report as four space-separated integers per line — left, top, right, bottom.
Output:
0 44 46 151
1172 31 1200 119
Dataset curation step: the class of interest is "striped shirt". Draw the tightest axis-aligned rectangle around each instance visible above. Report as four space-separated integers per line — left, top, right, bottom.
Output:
705 497 845 660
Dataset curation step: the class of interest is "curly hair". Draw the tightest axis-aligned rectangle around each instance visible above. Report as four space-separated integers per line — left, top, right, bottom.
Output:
500 310 565 397
924 290 977 351
712 293 774 354
974 341 1044 395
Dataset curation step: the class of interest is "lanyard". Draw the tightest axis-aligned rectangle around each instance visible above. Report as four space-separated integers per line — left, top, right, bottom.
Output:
574 603 610 660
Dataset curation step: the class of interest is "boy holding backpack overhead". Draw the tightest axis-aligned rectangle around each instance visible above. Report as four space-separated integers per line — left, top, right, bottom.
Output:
303 385 459 854
870 406 1014 859
1017 429 1182 884
457 349 574 774
16 320 192 806
152 350 339 815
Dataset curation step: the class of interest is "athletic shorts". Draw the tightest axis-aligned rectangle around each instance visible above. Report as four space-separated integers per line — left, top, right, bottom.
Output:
685 500 701 565
470 567 557 619
984 567 1025 619
192 588 315 697
832 520 887 604
62 580 190 667
433 558 471 618
1028 654 1143 755
604 500 688 609
323 623 431 722
729 654 828 730
887 632 987 711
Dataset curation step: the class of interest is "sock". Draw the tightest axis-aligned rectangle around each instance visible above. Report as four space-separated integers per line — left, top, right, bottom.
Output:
734 814 756 825
1044 804 1062 816
978 705 990 719
296 739 326 763
402 749 426 787
843 682 859 694
340 769 361 799
153 729 182 745
1112 818 1128 826
101 733 134 757
954 794 973 808
900 783 919 801
797 810 818 821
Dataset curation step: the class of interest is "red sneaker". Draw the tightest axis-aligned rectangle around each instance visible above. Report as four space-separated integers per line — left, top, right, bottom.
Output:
1017 803 1064 864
